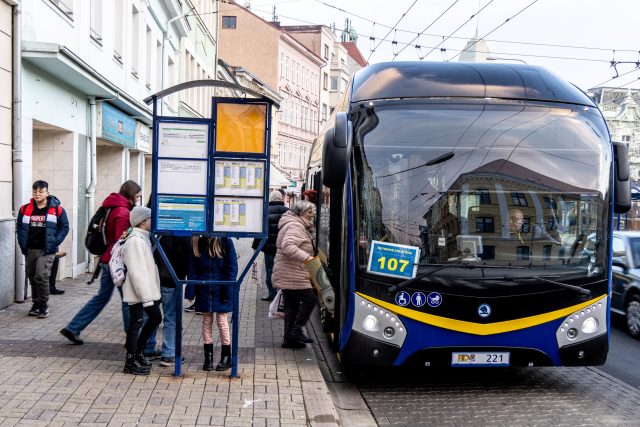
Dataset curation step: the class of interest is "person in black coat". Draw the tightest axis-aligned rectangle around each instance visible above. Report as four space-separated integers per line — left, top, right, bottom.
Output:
253 190 290 301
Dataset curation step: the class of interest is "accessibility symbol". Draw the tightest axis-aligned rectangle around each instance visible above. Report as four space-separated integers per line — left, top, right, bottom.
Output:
427 292 443 308
411 292 426 307
395 291 410 307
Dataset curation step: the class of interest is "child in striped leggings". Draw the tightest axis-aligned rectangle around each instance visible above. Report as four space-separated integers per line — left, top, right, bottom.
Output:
187 236 238 371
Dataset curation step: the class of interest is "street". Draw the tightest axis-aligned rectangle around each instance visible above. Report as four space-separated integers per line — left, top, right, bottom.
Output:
312 304 640 426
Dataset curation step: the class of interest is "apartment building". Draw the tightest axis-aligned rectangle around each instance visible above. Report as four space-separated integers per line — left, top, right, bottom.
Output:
217 1 322 186
1 0 219 307
1 0 15 308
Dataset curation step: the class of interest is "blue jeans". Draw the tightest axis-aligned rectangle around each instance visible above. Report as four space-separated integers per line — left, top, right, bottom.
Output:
145 285 177 357
66 264 129 335
263 253 276 298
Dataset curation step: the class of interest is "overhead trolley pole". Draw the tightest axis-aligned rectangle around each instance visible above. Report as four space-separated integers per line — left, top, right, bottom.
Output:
145 81 279 377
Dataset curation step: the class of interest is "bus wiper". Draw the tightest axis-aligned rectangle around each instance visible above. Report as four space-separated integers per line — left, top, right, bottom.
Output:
531 276 591 298
388 263 524 293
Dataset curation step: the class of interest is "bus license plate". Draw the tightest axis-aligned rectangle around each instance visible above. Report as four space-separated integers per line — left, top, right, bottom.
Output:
451 352 510 367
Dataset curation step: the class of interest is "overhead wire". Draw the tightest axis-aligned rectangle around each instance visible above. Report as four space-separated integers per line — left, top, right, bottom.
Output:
392 0 461 60
447 0 541 62
366 0 420 62
420 0 495 61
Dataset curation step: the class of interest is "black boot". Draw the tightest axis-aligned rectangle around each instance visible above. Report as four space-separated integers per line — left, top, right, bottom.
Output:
216 345 232 371
135 352 152 368
203 344 214 371
123 353 150 375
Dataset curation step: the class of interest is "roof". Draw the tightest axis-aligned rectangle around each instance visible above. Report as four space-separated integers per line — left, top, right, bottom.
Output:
351 62 596 106
341 42 368 67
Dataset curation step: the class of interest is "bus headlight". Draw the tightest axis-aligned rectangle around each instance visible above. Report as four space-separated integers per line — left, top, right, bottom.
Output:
581 317 598 334
363 315 379 331
353 294 407 346
556 296 607 348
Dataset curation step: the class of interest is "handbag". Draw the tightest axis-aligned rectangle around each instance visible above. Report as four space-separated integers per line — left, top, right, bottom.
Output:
268 289 285 319
304 232 335 314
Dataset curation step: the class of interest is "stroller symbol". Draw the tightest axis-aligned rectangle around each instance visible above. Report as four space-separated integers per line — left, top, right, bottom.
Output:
427 292 442 307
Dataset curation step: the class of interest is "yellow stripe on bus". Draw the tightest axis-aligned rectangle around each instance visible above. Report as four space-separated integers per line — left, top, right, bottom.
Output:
357 292 607 336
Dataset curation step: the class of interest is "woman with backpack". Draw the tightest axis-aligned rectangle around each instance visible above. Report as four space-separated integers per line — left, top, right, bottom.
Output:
121 206 162 375
60 180 141 345
187 236 238 371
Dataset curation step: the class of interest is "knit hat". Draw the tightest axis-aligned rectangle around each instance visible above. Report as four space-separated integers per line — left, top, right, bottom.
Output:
130 206 151 227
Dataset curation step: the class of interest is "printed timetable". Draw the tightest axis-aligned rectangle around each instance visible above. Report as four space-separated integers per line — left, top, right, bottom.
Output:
214 160 265 197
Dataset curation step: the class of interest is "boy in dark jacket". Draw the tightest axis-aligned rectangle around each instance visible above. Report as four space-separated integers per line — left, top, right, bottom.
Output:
253 190 289 301
16 180 69 318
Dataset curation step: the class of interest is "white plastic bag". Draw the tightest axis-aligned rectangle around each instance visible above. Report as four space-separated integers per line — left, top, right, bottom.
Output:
268 290 285 319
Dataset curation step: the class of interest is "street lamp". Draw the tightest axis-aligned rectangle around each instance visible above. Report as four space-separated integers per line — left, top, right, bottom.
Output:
486 56 528 64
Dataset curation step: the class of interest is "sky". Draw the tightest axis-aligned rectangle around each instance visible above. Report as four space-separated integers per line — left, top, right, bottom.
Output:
241 0 640 91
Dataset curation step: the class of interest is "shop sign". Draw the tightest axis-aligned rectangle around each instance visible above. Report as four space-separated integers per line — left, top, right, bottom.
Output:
136 122 151 153
99 102 136 148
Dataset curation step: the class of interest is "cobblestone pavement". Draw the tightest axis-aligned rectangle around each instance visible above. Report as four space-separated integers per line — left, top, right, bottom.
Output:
0 239 340 426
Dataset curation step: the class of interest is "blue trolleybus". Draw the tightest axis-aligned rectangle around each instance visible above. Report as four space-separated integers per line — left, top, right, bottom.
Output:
305 62 631 368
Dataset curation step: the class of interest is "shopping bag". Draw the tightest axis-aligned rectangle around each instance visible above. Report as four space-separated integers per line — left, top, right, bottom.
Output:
304 256 335 314
268 290 285 319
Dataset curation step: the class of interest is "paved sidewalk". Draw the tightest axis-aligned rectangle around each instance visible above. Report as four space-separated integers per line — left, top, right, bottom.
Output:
0 240 341 426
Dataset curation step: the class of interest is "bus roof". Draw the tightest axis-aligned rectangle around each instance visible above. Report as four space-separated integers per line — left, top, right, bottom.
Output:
351 62 596 107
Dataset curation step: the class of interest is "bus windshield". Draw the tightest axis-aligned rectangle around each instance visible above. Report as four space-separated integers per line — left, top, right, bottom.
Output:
353 102 611 279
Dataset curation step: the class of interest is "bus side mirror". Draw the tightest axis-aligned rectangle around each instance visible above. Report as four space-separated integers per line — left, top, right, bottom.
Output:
613 141 631 213
322 112 353 189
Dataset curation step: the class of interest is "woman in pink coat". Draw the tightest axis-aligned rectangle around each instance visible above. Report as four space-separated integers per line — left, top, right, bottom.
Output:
272 200 317 348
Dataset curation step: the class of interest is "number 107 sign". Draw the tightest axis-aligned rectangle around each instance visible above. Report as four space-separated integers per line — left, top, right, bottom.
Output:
367 241 420 279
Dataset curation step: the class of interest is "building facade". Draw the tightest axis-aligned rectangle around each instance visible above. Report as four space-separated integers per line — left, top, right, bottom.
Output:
217 1 322 187
2 0 218 308
0 0 15 308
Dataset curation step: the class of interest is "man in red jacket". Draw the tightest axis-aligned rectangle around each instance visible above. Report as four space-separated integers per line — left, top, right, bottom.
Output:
60 181 141 345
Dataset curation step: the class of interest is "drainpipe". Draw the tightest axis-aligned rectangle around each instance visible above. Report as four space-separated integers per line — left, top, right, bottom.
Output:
85 96 97 269
12 0 24 302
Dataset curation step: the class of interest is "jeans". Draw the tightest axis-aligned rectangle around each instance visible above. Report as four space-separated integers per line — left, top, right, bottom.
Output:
125 301 162 354
263 253 276 298
65 264 128 335
145 285 177 357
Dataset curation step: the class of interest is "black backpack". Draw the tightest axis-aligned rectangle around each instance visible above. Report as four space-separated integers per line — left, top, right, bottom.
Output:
85 207 111 255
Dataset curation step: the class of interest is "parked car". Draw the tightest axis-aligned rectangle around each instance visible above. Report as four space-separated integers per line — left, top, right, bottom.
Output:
611 231 640 338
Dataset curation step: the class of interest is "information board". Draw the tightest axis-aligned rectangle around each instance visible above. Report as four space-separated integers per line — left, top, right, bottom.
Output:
157 195 206 232
213 197 264 233
157 159 208 195
158 122 209 159
215 160 265 197
215 103 266 153
367 241 420 279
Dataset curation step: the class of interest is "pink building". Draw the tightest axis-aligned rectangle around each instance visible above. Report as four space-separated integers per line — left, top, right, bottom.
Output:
218 2 323 185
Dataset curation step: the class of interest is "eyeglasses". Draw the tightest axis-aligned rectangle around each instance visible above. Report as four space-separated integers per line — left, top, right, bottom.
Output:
32 190 48 195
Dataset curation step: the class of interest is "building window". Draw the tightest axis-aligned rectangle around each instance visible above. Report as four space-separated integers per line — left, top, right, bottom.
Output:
324 44 329 59
90 0 103 43
475 217 494 233
517 246 530 261
511 192 527 206
322 104 327 121
330 77 338 91
475 189 491 204
622 135 631 142
341 78 348 94
323 73 328 90
113 0 123 62
481 246 495 260
222 16 237 29
329 107 335 115
145 26 153 89
547 217 557 230
543 245 552 261
543 196 557 209
49 0 73 19
131 6 140 77
522 217 531 233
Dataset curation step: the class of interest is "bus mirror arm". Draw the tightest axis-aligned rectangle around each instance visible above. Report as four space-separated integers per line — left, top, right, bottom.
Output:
322 112 353 189
613 141 631 214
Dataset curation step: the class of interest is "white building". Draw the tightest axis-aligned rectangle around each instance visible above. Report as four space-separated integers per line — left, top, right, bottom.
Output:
1 0 16 308
4 0 218 307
